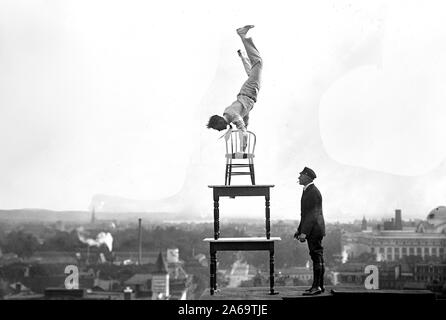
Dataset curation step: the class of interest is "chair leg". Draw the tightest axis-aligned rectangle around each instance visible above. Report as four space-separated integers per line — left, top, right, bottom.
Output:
228 159 232 185
250 159 256 185
225 158 229 186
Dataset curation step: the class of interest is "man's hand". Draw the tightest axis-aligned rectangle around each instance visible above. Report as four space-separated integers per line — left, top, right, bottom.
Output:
294 232 306 242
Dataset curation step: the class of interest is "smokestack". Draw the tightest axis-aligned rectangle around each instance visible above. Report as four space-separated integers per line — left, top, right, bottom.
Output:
91 206 96 224
395 209 402 230
138 218 142 265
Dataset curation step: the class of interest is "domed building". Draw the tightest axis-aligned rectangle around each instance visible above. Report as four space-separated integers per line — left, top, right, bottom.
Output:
416 206 446 234
343 209 446 262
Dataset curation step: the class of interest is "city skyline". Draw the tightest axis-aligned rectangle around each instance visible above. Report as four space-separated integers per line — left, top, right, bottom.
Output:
0 206 434 225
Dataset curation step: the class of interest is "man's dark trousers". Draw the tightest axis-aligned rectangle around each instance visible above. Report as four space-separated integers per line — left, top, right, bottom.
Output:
308 237 325 290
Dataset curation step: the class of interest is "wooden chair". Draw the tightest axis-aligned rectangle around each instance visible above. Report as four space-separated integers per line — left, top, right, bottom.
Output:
224 130 256 185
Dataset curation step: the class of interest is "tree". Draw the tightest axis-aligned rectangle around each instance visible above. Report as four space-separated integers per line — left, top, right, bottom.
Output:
403 255 424 265
40 230 82 251
3 230 40 258
323 228 342 264
350 252 377 263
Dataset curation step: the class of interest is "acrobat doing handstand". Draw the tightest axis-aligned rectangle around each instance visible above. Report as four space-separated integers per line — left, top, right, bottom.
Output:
207 25 262 149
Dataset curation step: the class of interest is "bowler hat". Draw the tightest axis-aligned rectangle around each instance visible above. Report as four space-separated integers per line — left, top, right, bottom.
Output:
300 167 317 179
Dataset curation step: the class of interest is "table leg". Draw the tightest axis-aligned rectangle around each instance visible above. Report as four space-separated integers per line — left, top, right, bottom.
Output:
269 248 275 295
265 194 270 240
210 246 217 295
213 193 220 240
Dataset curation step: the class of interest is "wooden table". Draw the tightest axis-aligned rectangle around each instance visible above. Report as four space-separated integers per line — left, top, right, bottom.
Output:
203 237 281 295
208 185 275 240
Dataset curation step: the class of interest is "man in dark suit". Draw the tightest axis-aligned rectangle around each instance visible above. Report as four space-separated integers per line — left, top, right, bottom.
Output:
294 167 326 295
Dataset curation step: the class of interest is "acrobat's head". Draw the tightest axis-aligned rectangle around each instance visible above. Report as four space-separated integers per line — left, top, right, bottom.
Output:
207 115 228 131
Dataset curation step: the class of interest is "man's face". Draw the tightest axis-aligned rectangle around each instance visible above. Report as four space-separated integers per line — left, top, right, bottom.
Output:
298 173 312 186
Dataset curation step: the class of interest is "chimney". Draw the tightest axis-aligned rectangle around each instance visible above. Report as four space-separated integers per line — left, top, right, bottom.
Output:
91 206 96 224
138 218 142 265
395 209 402 230
123 287 133 300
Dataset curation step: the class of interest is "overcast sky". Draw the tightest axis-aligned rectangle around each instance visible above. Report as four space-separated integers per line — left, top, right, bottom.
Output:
1 0 446 222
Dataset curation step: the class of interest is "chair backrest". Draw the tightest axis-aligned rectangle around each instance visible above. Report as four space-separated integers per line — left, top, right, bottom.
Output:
224 130 256 155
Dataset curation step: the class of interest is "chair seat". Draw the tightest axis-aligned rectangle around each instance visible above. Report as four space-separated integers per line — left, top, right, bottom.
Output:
225 152 255 159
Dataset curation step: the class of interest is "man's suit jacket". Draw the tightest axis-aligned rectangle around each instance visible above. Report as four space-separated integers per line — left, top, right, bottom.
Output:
298 184 326 239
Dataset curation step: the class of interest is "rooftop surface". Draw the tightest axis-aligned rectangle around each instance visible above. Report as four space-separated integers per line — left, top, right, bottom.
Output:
199 286 439 302
199 286 333 300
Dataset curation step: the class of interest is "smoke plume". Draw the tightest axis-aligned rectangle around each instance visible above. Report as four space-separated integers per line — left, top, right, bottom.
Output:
77 230 113 252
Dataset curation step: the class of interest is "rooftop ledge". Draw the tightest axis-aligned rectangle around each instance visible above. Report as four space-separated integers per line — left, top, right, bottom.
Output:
208 185 275 188
203 237 281 242
199 286 438 302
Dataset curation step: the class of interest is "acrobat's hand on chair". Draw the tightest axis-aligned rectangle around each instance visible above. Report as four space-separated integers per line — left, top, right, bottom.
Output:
242 134 248 151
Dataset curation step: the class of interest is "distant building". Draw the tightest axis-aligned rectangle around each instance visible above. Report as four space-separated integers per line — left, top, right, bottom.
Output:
193 254 208 267
242 266 315 287
8 282 32 294
41 288 124 300
278 266 314 284
122 249 192 300
361 216 367 231
113 251 166 265
83 207 117 231
379 262 415 289
3 280 43 300
332 263 366 286
151 251 169 299
333 262 415 289
382 209 403 231
0 252 20 265
27 251 78 265
417 206 446 234
1 247 193 300
414 263 446 284
342 209 446 262
334 260 446 291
